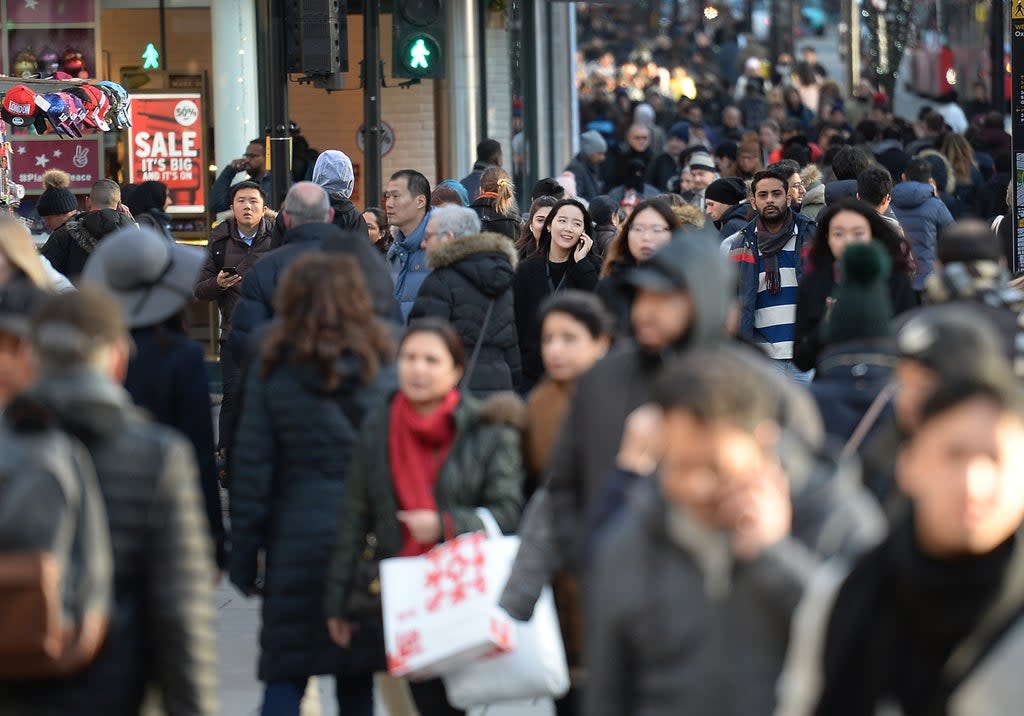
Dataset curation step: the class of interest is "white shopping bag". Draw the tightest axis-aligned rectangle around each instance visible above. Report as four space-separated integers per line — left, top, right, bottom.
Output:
380 513 518 680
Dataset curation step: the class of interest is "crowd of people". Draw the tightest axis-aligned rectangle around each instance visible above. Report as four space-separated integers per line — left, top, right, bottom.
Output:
0 35 1023 716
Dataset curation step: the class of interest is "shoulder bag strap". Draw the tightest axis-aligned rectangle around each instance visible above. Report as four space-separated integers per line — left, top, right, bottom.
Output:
840 381 897 461
461 299 495 389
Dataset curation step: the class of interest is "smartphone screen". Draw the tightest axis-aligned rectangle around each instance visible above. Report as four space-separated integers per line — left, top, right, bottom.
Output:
223 266 238 275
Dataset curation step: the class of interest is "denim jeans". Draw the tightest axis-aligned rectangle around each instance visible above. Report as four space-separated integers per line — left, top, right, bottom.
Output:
260 673 373 716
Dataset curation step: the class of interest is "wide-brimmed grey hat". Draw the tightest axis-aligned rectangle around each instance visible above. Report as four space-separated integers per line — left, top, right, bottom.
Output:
82 225 204 328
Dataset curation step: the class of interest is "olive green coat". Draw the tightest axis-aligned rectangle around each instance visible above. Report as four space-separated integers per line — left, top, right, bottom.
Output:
324 392 525 619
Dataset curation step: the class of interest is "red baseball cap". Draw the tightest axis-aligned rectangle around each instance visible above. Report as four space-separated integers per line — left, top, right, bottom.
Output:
2 84 40 127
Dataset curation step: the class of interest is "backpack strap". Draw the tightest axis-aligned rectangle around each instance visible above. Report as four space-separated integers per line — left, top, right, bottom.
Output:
461 299 495 390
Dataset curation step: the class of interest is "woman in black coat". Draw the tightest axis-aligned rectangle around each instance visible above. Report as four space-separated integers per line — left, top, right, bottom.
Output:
595 199 680 333
230 253 395 716
469 166 522 241
409 211 521 395
514 198 602 392
793 198 918 372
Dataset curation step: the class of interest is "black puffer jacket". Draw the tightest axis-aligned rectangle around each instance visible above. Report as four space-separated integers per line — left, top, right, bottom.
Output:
409 233 521 395
469 196 522 242
0 371 217 715
230 355 396 681
40 208 134 279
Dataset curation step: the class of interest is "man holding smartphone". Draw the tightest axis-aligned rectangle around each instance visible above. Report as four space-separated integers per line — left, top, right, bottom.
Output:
193 181 274 481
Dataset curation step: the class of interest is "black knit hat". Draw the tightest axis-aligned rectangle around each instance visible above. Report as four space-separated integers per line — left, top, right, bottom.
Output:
36 169 77 217
704 177 747 206
822 242 893 345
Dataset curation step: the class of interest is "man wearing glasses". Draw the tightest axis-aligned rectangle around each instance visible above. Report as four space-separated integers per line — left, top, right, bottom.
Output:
210 138 274 213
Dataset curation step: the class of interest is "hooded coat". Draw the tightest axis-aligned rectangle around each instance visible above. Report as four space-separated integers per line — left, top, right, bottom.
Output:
500 232 826 623
890 181 955 290
311 150 369 241
717 202 755 240
409 233 521 395
230 355 396 680
386 211 433 321
40 208 134 279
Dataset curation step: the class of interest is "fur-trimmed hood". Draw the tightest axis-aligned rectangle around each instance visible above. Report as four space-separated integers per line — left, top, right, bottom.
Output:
426 231 518 299
476 390 527 430
800 163 823 190
427 232 518 270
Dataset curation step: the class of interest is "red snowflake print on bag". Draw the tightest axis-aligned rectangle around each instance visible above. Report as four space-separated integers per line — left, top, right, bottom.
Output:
424 532 488 612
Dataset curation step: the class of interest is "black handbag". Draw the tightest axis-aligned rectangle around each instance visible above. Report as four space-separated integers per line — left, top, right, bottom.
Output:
345 533 382 618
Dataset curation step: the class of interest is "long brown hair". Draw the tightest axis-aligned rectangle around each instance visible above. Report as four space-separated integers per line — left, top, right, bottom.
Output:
261 253 393 388
515 195 558 259
480 166 519 216
600 199 680 278
940 133 977 185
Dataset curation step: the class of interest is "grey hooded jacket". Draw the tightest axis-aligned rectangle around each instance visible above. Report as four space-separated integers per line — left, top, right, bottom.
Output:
311 150 370 241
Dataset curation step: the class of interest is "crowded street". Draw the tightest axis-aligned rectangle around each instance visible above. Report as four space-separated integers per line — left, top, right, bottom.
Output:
0 0 1022 715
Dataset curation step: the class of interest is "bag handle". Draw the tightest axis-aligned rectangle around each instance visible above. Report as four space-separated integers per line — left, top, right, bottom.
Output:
840 381 897 461
474 507 504 539
461 300 495 390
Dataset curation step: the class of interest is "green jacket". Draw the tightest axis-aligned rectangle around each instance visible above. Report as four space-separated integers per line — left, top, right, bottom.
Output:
324 392 525 619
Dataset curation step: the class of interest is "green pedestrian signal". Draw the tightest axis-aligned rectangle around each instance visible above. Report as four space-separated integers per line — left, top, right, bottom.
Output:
393 0 445 79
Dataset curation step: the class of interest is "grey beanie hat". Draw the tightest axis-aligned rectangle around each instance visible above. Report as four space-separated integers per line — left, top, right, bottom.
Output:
312 149 355 199
580 130 608 156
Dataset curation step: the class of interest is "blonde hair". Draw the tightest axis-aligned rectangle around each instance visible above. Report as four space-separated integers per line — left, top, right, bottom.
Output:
0 216 51 289
939 134 977 185
480 166 519 217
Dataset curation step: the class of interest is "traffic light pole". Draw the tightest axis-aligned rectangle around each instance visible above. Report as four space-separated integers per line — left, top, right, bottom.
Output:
364 0 383 207
267 0 291 209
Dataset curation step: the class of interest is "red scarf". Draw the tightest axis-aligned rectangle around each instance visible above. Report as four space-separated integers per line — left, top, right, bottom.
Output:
389 390 461 556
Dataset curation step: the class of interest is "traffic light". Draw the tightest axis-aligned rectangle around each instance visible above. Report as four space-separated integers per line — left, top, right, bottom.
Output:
392 0 445 79
286 0 348 89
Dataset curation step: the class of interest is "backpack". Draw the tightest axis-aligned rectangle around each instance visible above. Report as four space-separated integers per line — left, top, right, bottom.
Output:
0 398 113 679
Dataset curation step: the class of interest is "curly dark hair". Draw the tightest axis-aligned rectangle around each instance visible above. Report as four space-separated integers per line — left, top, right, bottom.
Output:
261 253 393 389
600 199 681 278
808 197 912 274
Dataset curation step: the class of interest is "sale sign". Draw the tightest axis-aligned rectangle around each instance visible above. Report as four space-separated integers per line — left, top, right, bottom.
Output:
128 93 205 213
11 135 104 194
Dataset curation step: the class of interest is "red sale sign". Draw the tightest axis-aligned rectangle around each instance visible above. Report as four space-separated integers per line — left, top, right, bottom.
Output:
128 93 205 213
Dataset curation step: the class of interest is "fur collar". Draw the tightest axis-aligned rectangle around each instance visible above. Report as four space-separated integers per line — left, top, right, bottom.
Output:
427 232 518 270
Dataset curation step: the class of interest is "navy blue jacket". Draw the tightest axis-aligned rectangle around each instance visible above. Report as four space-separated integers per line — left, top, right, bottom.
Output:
890 181 955 290
124 326 224 567
809 340 898 445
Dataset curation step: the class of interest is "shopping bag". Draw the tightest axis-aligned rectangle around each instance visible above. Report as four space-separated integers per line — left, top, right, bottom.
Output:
379 511 518 680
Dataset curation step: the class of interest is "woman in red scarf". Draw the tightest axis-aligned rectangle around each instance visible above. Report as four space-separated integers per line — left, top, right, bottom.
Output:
326 318 525 716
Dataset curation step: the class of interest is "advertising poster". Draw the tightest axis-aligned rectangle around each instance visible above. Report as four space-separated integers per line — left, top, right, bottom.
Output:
11 134 103 194
128 93 205 213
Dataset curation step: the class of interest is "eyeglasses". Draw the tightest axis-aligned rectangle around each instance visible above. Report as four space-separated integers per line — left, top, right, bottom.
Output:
629 224 670 236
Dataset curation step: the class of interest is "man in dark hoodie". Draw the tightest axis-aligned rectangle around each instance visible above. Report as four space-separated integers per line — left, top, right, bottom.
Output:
229 182 396 359
40 179 132 279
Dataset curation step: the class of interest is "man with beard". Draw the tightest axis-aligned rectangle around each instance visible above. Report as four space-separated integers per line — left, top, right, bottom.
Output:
725 167 816 380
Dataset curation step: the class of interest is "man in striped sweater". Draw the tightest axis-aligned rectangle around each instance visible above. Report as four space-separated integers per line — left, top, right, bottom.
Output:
725 167 816 381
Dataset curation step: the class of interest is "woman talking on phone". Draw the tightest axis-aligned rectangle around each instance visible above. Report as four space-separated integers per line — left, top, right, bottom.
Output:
513 198 601 393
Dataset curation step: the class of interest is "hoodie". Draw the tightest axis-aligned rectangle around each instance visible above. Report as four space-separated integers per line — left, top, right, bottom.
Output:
409 233 521 394
311 150 370 241
891 181 955 290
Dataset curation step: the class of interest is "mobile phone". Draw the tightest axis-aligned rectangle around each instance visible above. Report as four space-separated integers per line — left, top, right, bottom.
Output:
223 266 238 275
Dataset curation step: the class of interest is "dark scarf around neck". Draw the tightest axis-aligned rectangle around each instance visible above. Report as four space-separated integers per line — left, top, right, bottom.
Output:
756 209 795 295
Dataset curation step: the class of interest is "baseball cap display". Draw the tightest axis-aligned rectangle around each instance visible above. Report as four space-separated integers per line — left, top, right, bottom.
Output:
95 81 131 129
40 92 81 138
0 80 130 136
58 92 87 137
65 85 110 132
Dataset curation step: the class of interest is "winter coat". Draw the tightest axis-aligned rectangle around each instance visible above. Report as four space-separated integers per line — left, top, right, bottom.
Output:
324 392 526 620
724 211 817 344
645 152 681 192
604 147 654 190
587 465 884 716
606 182 662 206
469 196 521 242
0 371 217 715
193 216 274 341
40 208 134 279
513 252 601 392
135 208 174 238
210 166 274 213
717 202 755 240
869 139 910 182
595 265 634 336
230 222 397 359
776 522 1024 716
792 266 918 372
565 153 603 201
809 340 898 444
800 183 826 220
409 233 521 395
230 354 396 681
124 326 225 568
890 181 955 290
386 211 432 321
823 179 859 206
